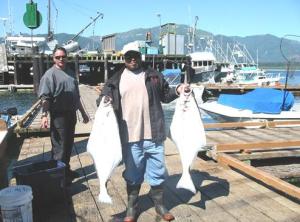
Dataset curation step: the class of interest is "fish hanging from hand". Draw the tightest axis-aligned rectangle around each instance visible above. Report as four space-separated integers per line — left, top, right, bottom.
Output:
87 97 122 204
170 87 206 193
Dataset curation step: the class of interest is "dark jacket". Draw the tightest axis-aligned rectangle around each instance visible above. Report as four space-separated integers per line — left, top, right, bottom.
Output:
97 67 178 144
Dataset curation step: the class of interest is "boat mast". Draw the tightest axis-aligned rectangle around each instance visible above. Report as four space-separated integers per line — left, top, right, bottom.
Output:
192 16 198 53
67 12 103 43
187 16 198 53
47 0 53 41
8 0 13 35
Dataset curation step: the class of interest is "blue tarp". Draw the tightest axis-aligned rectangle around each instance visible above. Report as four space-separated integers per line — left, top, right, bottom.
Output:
162 69 182 76
162 69 182 85
217 88 294 114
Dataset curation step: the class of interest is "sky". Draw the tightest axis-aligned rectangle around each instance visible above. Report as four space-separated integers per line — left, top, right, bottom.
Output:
0 0 299 38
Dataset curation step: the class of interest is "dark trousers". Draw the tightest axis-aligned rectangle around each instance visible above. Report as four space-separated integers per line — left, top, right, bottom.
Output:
50 110 77 171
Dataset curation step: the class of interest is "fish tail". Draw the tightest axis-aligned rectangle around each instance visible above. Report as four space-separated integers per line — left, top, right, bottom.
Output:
176 173 196 194
98 190 113 204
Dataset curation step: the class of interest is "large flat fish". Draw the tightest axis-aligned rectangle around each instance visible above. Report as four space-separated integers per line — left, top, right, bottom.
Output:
170 88 206 193
87 97 122 204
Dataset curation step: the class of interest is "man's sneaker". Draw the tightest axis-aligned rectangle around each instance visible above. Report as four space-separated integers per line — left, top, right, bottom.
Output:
66 170 80 180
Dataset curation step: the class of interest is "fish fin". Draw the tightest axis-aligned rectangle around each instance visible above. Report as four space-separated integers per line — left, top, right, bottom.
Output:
176 173 196 194
98 191 113 204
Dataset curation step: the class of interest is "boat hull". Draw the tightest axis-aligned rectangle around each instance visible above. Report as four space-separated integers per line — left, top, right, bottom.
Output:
199 101 300 122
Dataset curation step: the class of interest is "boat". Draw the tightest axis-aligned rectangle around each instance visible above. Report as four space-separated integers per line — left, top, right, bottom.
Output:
190 51 216 74
0 107 17 158
186 16 217 83
232 64 282 86
199 88 300 122
5 36 48 55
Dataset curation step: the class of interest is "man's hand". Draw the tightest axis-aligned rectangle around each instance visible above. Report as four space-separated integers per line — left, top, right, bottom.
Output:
41 116 49 128
81 112 89 123
104 95 113 104
176 84 190 94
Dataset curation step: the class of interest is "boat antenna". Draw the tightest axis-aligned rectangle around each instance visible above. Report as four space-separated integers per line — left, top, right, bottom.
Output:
279 34 300 110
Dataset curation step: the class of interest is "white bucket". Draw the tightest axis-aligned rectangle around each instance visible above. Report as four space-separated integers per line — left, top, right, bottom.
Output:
0 185 33 222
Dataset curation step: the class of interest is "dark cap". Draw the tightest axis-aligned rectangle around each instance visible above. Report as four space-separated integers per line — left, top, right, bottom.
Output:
124 50 141 58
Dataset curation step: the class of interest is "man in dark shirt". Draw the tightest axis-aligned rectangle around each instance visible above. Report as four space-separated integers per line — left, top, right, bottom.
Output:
39 46 89 183
98 47 187 221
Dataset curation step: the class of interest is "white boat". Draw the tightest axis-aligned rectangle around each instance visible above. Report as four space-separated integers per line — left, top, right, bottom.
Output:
199 88 300 122
189 52 216 83
233 65 282 86
5 35 47 55
190 51 216 74
199 101 300 122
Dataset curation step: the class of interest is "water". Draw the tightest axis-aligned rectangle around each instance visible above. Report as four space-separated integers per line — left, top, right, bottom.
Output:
0 90 37 116
266 69 300 85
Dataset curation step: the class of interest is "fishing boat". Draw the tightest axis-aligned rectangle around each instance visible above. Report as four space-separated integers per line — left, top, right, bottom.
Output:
5 36 48 55
199 88 300 122
190 51 216 74
233 65 282 86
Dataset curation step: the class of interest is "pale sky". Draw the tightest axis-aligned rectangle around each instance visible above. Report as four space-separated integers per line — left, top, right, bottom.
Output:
0 0 299 38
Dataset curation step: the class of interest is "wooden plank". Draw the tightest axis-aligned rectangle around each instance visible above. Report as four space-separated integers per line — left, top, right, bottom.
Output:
194 158 300 221
204 120 300 129
256 164 300 179
217 140 300 152
16 99 41 128
217 153 300 200
206 127 300 147
204 121 267 129
231 149 300 160
165 154 239 222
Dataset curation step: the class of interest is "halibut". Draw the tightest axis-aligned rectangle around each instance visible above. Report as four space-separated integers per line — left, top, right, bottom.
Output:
170 89 206 193
87 97 122 204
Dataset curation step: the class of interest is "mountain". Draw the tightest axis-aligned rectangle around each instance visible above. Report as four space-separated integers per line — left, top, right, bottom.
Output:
1 24 299 64
87 25 300 64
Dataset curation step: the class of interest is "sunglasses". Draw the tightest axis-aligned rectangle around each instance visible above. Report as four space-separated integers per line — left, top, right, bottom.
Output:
125 56 140 62
54 55 67 60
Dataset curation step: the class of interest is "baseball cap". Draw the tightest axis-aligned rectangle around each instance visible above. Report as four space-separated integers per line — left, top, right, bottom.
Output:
121 42 141 57
124 50 141 60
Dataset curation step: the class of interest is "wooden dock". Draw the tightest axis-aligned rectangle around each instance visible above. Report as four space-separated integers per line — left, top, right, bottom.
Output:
10 85 300 221
200 83 300 96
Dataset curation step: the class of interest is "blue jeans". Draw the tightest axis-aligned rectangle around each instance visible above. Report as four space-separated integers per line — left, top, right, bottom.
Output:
123 140 166 186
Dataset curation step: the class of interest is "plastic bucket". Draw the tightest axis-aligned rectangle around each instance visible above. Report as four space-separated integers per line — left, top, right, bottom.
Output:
13 160 66 207
0 185 33 222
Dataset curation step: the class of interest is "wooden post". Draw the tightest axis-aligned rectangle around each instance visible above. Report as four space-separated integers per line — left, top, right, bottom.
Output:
13 55 18 84
75 55 80 82
37 54 44 93
104 53 108 82
163 59 167 70
32 55 40 95
46 54 51 70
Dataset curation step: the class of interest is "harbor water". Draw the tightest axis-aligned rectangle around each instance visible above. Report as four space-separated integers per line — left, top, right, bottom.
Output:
0 90 37 116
